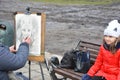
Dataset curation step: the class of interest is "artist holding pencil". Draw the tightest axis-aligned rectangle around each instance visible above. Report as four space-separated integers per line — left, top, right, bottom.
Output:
0 31 31 80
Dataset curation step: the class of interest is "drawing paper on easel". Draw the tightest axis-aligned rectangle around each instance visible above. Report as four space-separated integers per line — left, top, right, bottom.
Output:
15 13 41 56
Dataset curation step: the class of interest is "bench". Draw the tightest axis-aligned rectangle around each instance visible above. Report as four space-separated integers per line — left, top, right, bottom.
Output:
45 40 101 80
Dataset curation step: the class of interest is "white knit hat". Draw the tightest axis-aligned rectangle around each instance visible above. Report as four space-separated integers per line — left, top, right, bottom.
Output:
104 20 120 37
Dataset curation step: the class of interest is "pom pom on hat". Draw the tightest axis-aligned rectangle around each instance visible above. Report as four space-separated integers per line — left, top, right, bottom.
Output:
104 20 120 37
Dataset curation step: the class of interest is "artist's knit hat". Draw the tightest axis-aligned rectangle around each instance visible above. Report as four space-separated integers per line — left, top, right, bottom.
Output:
104 20 120 37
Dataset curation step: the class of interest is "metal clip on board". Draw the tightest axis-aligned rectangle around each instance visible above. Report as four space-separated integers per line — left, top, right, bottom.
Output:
25 7 31 15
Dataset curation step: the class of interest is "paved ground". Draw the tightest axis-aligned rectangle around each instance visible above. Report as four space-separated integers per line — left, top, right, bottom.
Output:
15 61 51 80
14 52 63 80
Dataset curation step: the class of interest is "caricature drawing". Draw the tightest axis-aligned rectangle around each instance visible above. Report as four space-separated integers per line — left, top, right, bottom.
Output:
15 14 41 56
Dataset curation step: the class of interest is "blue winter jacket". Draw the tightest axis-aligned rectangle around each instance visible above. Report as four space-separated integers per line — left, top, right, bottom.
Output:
0 42 29 80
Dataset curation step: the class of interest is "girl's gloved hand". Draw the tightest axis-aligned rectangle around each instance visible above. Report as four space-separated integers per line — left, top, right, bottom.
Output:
82 74 92 80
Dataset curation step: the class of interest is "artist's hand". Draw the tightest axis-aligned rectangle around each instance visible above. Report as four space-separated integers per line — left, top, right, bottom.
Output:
9 45 16 53
22 36 31 44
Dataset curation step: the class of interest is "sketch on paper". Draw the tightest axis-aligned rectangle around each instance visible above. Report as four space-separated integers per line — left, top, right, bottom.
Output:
15 13 41 56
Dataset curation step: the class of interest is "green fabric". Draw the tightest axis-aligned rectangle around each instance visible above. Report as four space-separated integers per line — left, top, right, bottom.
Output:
0 20 14 47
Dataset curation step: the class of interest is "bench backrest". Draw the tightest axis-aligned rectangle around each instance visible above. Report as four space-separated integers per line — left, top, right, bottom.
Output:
76 40 101 64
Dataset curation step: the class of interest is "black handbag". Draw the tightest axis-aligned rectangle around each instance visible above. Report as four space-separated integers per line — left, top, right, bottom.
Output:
74 50 91 73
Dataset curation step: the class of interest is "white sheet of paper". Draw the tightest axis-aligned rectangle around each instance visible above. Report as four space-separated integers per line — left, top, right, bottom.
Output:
15 14 41 56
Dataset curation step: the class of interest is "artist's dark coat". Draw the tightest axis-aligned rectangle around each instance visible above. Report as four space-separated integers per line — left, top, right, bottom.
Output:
0 42 29 80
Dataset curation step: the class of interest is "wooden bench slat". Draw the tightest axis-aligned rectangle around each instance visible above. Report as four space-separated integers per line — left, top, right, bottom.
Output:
80 40 100 46
62 68 84 77
79 44 100 50
54 68 82 80
90 53 98 57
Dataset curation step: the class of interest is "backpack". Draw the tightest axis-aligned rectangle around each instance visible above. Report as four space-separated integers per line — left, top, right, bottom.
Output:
59 49 77 69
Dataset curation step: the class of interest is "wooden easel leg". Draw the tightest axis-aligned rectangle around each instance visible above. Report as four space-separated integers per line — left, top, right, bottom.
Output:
39 62 45 80
28 61 31 80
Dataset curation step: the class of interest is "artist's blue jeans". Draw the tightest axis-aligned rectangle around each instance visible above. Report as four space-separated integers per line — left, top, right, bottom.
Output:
82 74 92 80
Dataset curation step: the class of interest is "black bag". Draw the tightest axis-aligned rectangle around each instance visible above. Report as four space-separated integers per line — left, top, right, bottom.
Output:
74 50 91 73
59 49 77 69
60 40 91 73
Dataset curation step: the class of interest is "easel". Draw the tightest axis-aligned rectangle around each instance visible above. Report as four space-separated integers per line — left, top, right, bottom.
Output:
15 7 46 80
27 8 46 80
